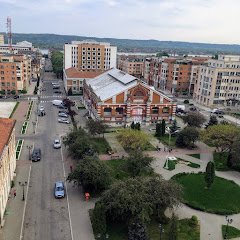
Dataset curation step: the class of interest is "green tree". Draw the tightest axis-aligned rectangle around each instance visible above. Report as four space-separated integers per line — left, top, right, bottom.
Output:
117 129 150 151
170 119 178 133
205 161 215 188
162 119 166 135
227 139 240 170
183 112 206 128
206 115 218 128
51 51 63 78
67 156 111 193
91 202 107 237
176 127 199 148
86 119 108 138
68 87 73 96
128 217 149 240
155 122 162 137
168 214 178 240
131 122 135 129
126 150 154 177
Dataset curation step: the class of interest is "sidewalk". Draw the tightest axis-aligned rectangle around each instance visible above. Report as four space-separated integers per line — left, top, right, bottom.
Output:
0 101 31 240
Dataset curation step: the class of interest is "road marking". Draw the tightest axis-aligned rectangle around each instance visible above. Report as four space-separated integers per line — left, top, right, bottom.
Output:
19 143 34 240
60 146 74 240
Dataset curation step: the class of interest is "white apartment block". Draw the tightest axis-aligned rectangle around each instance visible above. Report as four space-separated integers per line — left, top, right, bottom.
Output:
193 55 240 107
64 40 117 71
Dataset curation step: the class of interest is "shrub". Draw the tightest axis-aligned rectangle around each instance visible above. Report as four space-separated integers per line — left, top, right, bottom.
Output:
190 215 198 227
91 203 106 237
184 100 189 104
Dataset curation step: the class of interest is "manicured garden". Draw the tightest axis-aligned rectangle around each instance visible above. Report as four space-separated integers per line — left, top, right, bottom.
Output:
213 152 229 171
21 121 28 134
16 139 24 160
163 158 200 171
25 101 33 120
158 134 177 147
90 137 111 154
222 225 240 239
189 154 201 159
173 173 240 215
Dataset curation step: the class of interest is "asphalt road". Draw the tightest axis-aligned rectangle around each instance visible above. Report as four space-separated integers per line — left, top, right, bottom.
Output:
22 70 72 240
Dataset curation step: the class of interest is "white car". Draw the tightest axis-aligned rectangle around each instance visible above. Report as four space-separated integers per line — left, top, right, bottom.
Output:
39 105 45 111
53 139 61 149
58 112 68 118
58 118 70 124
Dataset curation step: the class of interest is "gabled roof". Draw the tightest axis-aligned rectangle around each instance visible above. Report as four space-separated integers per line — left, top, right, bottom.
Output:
65 67 103 79
0 118 16 155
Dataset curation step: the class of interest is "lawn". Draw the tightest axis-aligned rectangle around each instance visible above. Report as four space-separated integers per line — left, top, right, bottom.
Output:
158 134 177 147
163 158 200 171
213 152 230 171
9 102 19 118
91 137 111 154
222 225 240 239
173 173 240 215
189 154 201 159
104 218 200 240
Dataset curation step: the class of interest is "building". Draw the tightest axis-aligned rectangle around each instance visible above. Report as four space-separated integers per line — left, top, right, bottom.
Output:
83 68 176 126
0 54 31 94
63 67 103 94
117 55 144 78
64 40 117 71
193 55 240 107
0 118 16 226
0 35 4 45
0 41 36 54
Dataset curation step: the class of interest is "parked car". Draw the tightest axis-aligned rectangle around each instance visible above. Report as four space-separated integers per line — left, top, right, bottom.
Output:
13 95 19 99
54 90 62 94
58 118 70 124
52 100 63 106
57 104 68 109
31 148 41 162
58 112 68 118
58 110 69 115
54 181 65 198
53 139 61 149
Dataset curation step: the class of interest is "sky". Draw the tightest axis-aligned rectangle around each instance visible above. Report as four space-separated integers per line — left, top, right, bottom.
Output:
0 0 239 44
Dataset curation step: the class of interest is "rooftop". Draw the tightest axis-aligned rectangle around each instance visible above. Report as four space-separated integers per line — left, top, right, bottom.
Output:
0 118 16 155
65 67 103 79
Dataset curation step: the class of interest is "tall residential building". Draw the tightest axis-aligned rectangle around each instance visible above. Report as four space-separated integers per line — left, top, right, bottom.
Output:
117 55 144 78
0 41 35 54
193 55 240 107
0 35 4 45
0 118 16 226
0 54 31 94
64 40 117 71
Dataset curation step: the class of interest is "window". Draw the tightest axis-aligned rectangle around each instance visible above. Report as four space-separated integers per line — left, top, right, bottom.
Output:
12 83 15 86
152 107 159 114
1 82 4 86
162 107 170 114
0 71 4 74
104 107 112 116
116 107 123 115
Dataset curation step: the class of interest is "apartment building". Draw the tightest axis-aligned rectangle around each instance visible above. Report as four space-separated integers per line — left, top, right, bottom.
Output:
0 35 4 45
64 40 117 71
0 118 16 226
193 55 240 107
0 54 31 94
0 41 35 54
117 55 144 78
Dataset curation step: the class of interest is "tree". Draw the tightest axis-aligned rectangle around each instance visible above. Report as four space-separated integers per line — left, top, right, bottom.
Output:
67 87 73 96
98 176 182 223
176 127 199 148
169 119 178 133
117 129 150 151
183 112 206 128
128 217 149 240
227 139 240 169
33 86 38 95
201 124 240 152
126 150 154 177
91 202 107 237
131 122 135 129
51 51 63 78
161 119 166 135
67 156 111 193
86 119 108 138
205 161 215 188
155 122 162 137
168 214 178 240
206 115 218 128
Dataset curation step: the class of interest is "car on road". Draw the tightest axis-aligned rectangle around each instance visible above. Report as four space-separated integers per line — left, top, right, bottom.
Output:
211 109 224 115
58 110 69 115
54 181 65 198
31 148 41 162
57 104 67 109
52 100 63 106
53 139 61 149
58 112 68 118
54 90 62 94
58 118 70 124
13 95 19 99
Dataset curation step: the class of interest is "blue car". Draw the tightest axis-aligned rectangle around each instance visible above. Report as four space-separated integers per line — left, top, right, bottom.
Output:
54 181 65 198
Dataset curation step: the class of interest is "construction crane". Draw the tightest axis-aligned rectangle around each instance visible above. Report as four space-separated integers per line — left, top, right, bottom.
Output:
6 17 12 53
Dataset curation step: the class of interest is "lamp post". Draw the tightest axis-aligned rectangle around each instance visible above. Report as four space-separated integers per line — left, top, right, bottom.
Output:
165 128 171 170
19 181 27 201
26 145 33 160
159 224 164 240
224 216 233 239
32 121 36 134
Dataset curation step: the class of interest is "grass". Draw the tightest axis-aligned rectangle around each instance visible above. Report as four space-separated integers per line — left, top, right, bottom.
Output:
173 173 240 215
21 121 28 134
91 137 111 154
9 102 19 118
164 158 200 171
213 152 230 171
25 101 33 120
158 134 177 147
103 218 200 240
189 154 201 159
16 139 24 160
188 162 201 168
222 225 240 239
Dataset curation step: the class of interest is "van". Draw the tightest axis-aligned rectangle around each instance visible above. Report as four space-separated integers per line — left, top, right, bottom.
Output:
52 100 63 106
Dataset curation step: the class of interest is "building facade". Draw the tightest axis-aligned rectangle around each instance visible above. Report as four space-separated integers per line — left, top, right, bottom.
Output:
0 118 16 226
83 68 176 126
0 54 31 94
64 41 117 71
193 55 240 107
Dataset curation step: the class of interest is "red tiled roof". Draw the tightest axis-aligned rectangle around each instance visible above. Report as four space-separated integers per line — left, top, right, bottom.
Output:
65 67 103 79
0 118 16 155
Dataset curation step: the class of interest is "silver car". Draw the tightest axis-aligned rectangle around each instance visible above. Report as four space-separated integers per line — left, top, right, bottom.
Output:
58 118 70 124
58 112 69 118
54 181 65 198
53 139 61 149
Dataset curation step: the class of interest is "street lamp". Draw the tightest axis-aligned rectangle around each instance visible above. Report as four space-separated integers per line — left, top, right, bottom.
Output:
159 224 164 240
224 216 233 239
26 145 33 160
19 181 27 201
32 121 36 134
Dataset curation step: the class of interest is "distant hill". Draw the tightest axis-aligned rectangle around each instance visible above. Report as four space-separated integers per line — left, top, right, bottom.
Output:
1 32 240 54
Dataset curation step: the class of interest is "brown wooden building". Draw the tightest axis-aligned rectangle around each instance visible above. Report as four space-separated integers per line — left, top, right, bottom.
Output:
83 68 176 126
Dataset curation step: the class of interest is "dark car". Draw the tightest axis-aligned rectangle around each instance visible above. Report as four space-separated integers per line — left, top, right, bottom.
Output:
13 95 19 99
54 90 62 94
57 104 68 109
31 148 41 162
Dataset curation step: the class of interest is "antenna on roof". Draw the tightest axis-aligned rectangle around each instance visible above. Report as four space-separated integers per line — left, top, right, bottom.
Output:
6 17 13 53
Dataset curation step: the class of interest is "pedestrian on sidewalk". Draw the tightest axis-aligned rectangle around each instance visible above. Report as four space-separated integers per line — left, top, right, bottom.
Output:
13 189 16 198
70 165 73 172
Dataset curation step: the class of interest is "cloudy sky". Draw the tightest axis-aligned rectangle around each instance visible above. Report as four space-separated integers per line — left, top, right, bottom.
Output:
0 0 239 44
